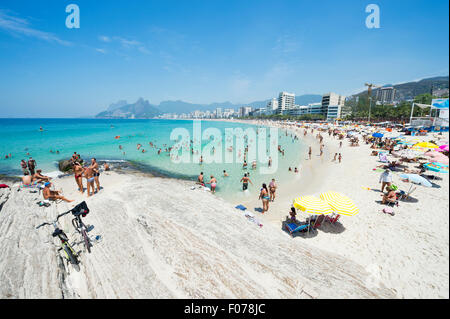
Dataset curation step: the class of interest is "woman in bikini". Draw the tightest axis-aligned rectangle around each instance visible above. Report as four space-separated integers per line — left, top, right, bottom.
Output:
259 183 270 214
83 165 95 197
207 175 217 193
269 179 277 202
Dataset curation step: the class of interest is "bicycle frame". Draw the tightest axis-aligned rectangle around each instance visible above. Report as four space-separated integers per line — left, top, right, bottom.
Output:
36 211 80 269
71 205 92 254
52 222 78 261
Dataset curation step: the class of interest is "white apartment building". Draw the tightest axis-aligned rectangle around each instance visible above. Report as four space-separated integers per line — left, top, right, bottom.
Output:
277 92 295 114
215 108 223 118
239 106 253 117
322 92 346 120
267 98 278 111
376 87 396 104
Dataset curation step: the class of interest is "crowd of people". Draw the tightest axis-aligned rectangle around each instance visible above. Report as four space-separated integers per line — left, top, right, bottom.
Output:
18 151 111 205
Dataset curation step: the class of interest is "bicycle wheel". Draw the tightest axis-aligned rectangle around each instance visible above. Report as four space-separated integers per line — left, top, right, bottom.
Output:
82 229 91 253
63 244 80 271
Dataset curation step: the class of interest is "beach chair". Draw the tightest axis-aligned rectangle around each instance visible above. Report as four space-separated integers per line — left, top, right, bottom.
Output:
285 222 309 236
398 186 417 201
325 213 341 225
310 214 325 229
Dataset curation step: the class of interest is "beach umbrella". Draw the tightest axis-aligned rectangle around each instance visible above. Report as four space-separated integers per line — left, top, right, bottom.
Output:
424 151 449 165
293 196 333 215
438 144 449 152
413 142 439 149
372 133 384 138
398 174 432 187
319 191 359 217
391 149 421 159
423 162 449 174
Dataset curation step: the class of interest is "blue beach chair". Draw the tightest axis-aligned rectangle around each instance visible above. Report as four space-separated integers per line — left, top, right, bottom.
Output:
285 223 309 236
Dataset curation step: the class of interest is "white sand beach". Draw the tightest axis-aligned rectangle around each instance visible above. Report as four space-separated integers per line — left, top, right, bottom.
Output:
0 121 448 299
232 120 449 299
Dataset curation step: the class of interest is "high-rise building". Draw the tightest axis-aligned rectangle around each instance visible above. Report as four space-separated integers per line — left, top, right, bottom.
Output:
239 106 253 117
321 93 346 120
267 98 278 111
277 92 295 114
215 108 223 118
376 87 396 104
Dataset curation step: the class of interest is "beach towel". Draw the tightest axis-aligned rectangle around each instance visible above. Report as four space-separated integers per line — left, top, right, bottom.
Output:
235 204 247 211
20 182 38 189
379 153 388 163
244 211 263 227
382 207 395 216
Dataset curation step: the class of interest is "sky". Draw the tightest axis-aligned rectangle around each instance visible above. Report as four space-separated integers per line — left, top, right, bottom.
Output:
0 0 449 117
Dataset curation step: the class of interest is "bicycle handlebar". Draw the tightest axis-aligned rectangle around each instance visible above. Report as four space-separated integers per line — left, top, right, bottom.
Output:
35 210 72 229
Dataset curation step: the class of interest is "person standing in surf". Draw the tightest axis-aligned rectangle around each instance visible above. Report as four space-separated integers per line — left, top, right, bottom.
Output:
240 173 252 191
259 183 270 214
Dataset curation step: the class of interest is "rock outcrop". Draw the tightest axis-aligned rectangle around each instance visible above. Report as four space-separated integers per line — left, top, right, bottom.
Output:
0 174 396 299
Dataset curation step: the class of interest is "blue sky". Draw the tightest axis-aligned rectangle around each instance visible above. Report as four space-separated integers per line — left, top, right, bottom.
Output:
0 0 448 117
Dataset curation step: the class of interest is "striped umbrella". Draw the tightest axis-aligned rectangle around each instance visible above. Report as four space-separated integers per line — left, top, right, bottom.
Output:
319 191 359 217
293 196 333 215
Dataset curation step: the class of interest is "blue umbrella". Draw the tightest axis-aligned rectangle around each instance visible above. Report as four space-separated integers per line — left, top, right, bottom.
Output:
372 133 384 138
399 174 432 187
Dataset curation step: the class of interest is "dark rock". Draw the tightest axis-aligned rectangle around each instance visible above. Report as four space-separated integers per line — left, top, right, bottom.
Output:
58 159 83 173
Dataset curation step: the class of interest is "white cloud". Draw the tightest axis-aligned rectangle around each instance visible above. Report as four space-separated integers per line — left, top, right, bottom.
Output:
0 10 71 46
98 35 150 55
95 48 107 54
99 35 111 42
272 35 300 55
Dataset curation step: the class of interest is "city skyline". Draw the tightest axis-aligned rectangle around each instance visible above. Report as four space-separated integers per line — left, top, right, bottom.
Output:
0 0 449 117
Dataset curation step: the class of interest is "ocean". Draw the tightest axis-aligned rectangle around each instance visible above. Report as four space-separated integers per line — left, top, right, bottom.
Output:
0 118 305 200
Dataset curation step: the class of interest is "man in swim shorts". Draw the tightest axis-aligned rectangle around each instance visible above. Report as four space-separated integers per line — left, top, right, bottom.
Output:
83 165 95 197
197 172 204 186
73 161 84 193
27 157 36 175
240 173 252 191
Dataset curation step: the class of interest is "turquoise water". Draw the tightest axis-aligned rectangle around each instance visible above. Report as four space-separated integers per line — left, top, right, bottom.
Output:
0 119 304 199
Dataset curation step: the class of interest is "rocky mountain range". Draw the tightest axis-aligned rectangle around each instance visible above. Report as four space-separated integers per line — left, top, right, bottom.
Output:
353 76 449 100
95 94 323 119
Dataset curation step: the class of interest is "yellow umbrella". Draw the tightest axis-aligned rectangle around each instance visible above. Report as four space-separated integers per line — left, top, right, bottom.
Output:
413 142 439 149
293 196 333 215
320 191 359 217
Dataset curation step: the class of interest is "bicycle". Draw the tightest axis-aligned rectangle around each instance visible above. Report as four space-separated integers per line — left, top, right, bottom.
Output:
36 211 80 271
70 201 92 254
